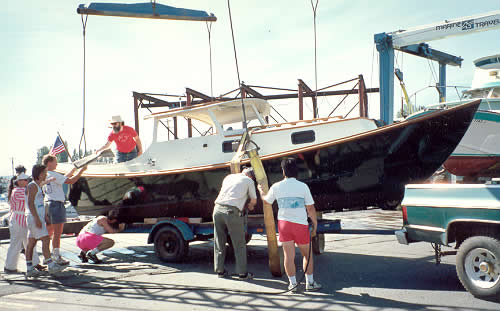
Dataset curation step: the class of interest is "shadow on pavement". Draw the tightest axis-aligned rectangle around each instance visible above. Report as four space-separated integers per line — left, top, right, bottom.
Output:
3 237 497 310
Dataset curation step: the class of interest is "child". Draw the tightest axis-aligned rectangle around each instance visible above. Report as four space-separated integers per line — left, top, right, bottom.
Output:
25 165 66 276
76 210 124 263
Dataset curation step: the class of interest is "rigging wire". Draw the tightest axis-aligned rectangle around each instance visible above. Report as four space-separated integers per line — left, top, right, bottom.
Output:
79 14 89 159
427 58 439 86
226 0 248 130
310 0 319 117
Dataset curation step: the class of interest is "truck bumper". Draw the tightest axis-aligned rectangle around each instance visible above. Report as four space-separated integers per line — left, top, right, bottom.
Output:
395 228 409 245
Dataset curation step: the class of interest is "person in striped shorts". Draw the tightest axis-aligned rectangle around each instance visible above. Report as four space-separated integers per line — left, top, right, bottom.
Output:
4 173 43 274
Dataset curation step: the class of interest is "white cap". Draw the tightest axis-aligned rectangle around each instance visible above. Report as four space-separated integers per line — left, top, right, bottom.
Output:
109 115 123 123
16 173 29 181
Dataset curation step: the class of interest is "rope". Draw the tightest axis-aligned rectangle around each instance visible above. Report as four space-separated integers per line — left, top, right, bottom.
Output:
79 14 89 159
227 0 248 130
310 0 319 117
205 21 214 98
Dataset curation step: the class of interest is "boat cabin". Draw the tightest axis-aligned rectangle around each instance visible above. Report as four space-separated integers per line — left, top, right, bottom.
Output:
144 98 270 142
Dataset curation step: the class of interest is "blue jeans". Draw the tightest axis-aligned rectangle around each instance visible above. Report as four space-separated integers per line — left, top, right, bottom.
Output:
116 148 138 163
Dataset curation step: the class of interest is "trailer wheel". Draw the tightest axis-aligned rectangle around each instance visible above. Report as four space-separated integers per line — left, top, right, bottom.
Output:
312 233 325 255
154 226 188 262
456 236 500 298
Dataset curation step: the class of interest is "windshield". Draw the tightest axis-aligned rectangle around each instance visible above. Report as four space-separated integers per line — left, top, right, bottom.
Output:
462 89 490 99
488 87 500 98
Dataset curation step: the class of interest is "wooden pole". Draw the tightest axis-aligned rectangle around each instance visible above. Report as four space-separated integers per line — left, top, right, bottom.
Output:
186 92 192 138
358 75 368 117
248 148 281 277
134 96 140 135
298 83 304 120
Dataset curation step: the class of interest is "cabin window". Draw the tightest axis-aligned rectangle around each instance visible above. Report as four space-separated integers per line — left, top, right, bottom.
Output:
291 130 315 144
222 140 240 153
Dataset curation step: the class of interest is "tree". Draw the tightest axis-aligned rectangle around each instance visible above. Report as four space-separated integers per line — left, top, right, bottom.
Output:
36 146 50 164
57 150 69 163
36 144 69 164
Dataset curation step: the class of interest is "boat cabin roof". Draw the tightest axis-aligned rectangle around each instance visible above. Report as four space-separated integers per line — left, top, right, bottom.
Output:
144 98 270 127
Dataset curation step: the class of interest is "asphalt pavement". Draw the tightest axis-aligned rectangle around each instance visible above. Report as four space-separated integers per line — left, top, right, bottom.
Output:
0 209 499 310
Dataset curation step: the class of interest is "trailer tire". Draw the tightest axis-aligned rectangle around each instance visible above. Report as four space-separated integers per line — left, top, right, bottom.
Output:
312 233 325 255
154 226 188 262
456 236 500 299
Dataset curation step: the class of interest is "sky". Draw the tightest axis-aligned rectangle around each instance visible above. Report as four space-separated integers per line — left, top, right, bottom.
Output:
2 0 500 177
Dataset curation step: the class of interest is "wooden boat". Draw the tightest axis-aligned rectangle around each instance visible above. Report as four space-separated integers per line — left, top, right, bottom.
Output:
58 98 480 222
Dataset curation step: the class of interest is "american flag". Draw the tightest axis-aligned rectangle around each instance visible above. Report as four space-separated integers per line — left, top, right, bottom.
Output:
50 135 66 155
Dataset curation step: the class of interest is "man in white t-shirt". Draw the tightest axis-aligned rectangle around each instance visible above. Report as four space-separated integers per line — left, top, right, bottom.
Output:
213 167 257 280
260 158 322 292
42 154 87 265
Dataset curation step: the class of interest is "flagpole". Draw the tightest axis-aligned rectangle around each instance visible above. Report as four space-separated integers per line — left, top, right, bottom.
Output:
57 132 74 163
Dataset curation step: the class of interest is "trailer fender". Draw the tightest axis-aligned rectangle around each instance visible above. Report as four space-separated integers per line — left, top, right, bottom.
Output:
147 220 195 244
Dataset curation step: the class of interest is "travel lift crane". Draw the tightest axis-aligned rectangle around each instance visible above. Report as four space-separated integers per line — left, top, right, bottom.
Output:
375 10 500 124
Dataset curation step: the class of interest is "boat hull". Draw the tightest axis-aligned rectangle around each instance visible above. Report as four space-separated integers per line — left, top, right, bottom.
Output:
69 101 480 222
443 110 500 177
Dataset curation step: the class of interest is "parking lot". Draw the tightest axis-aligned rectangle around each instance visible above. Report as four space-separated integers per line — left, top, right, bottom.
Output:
1 209 499 310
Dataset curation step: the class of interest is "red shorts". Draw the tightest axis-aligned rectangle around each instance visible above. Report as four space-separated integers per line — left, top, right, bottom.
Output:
278 220 310 245
77 232 103 251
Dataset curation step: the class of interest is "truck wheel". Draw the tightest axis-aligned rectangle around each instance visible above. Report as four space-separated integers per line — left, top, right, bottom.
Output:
312 233 325 255
456 236 500 298
154 226 188 262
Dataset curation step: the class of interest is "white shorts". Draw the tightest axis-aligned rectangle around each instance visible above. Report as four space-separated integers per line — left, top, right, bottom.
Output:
27 214 49 240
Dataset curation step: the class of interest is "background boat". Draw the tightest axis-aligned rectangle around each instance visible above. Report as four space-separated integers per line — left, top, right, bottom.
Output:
424 55 500 178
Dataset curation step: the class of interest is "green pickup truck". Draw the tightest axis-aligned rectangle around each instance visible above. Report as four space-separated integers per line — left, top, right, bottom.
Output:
395 183 500 299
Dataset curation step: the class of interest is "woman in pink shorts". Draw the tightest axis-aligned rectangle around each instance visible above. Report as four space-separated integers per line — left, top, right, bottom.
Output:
76 210 124 263
260 158 322 292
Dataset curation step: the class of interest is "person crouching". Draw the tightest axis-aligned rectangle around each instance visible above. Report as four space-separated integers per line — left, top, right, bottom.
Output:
76 210 124 263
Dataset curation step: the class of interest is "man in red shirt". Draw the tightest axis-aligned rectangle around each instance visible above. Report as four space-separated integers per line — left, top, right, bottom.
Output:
96 115 143 163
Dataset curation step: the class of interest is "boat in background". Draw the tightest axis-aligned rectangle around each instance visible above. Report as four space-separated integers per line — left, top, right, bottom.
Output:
56 97 479 222
424 55 500 178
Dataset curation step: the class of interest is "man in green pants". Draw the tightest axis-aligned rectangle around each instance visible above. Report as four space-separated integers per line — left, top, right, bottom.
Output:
213 167 257 280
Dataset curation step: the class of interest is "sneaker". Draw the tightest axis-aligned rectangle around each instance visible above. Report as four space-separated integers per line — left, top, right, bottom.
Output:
48 262 66 274
26 269 41 277
4 268 19 274
237 272 254 280
34 264 47 271
86 252 103 264
305 281 322 291
78 251 88 263
288 283 299 293
53 256 70 266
